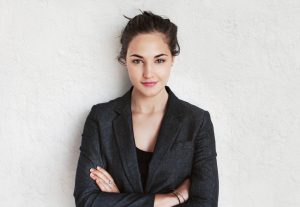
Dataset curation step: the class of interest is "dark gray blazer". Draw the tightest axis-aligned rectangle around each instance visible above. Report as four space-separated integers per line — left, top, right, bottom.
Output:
73 85 219 207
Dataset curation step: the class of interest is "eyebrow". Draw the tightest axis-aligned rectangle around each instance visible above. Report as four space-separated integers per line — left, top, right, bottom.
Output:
129 53 168 58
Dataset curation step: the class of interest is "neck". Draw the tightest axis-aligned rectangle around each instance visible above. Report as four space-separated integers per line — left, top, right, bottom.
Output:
131 87 169 114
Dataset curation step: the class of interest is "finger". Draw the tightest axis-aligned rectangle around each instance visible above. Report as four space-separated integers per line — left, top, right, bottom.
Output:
91 173 111 192
96 177 110 192
96 166 115 182
90 168 119 192
92 173 119 193
90 172 97 180
97 169 120 192
90 168 110 184
97 177 117 193
107 182 118 192
90 172 103 183
94 167 116 188
112 185 120 193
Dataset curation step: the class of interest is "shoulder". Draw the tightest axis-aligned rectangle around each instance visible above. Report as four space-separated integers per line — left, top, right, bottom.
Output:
91 96 121 111
180 97 209 115
177 97 213 127
87 96 122 120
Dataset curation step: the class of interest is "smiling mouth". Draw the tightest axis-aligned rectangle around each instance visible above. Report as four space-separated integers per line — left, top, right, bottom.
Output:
142 81 157 87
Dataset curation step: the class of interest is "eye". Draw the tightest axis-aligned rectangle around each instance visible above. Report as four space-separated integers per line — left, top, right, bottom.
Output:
155 59 166 64
132 59 142 64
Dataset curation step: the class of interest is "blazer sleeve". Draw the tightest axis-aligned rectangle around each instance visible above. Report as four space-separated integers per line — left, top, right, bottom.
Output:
73 105 155 207
177 110 219 207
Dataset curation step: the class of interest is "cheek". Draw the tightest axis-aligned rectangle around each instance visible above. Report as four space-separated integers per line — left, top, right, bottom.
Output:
157 65 172 76
127 67 141 81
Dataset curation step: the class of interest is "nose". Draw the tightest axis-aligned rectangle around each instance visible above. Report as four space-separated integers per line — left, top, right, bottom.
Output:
143 62 154 78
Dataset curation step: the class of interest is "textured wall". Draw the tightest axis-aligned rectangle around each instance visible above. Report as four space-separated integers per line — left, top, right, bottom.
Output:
0 0 299 206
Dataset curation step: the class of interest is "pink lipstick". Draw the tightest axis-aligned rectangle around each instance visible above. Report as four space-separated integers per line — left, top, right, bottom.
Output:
142 81 157 87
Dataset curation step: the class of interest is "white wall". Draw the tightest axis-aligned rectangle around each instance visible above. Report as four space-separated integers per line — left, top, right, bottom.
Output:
0 0 299 206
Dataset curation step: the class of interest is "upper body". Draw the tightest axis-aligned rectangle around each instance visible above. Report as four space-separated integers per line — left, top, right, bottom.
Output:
73 10 219 207
73 85 219 206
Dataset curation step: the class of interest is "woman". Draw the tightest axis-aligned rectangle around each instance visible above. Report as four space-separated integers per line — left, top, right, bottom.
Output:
73 10 219 207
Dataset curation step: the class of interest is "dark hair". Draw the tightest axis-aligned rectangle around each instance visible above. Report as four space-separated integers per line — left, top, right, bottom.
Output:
117 10 180 65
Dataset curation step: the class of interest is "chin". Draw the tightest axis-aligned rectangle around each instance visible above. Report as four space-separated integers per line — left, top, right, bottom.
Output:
141 85 165 97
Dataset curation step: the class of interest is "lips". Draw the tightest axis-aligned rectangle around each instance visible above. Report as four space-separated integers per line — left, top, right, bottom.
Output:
142 81 157 87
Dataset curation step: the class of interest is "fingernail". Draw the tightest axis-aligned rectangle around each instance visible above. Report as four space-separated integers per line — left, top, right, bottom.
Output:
97 166 101 170
90 168 94 172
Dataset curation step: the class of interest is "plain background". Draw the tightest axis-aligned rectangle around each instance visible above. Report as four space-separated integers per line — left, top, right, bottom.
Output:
0 0 299 206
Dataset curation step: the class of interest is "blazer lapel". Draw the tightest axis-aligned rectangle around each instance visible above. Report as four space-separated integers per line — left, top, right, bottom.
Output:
112 86 143 192
112 85 185 193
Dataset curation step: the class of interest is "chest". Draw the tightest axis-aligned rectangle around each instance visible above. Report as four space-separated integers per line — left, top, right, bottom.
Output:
132 111 165 152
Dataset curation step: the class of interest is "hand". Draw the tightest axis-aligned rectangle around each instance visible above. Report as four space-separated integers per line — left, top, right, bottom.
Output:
175 178 190 202
89 166 120 193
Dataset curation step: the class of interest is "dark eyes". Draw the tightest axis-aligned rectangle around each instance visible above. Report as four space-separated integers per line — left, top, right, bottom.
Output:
132 59 142 64
156 59 165 64
132 59 166 64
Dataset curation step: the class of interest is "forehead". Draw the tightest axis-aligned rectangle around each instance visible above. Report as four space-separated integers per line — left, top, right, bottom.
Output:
127 32 170 56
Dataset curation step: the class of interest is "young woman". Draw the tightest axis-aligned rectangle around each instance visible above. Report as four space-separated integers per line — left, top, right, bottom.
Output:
73 10 219 207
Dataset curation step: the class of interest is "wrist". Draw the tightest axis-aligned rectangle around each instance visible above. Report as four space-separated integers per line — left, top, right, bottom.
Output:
167 192 182 206
171 189 187 204
154 193 179 207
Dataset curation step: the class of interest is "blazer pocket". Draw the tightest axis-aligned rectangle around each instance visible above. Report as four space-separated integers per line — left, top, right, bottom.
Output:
170 141 194 152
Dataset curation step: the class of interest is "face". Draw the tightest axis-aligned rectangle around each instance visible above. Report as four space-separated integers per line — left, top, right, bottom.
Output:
125 32 174 97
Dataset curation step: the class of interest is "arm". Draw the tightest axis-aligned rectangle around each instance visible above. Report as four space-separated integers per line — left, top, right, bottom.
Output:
73 105 156 207
177 111 219 207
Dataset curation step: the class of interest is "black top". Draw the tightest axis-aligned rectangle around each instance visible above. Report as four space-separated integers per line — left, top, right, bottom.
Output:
135 147 153 190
